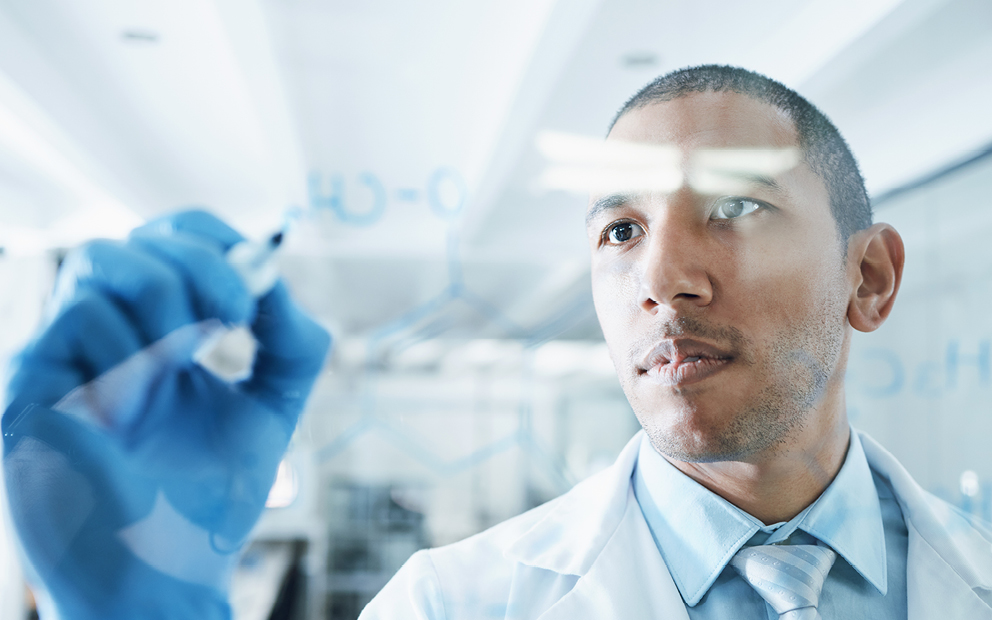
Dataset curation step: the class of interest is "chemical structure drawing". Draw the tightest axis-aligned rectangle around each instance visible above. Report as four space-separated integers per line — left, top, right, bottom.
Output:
307 167 467 227
304 166 596 493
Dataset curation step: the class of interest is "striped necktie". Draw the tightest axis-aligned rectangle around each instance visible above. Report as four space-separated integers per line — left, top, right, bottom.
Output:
730 544 837 620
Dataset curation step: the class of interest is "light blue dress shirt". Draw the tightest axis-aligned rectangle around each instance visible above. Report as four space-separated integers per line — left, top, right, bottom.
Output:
632 429 909 619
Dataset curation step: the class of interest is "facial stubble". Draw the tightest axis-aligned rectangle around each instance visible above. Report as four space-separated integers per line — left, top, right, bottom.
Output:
626 294 848 464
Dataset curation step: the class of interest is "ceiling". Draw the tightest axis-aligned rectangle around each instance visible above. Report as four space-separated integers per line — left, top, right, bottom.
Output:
1 0 990 350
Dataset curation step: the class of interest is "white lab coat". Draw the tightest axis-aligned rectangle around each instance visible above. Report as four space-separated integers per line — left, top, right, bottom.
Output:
360 431 992 619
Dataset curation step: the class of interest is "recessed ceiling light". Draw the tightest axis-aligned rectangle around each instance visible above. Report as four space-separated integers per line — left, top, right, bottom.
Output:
121 29 160 44
621 52 658 69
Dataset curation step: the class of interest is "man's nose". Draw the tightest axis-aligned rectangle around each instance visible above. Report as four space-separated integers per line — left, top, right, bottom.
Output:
638 209 714 313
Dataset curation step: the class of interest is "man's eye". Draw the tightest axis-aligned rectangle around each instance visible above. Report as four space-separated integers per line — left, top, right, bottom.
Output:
605 221 644 245
711 197 763 220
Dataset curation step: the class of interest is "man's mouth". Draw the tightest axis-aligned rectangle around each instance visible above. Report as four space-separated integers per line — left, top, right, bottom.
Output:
638 338 734 386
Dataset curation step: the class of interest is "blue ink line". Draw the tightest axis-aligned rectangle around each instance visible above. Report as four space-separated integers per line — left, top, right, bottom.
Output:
459 289 524 336
316 416 377 462
368 286 459 343
375 418 523 476
427 167 467 220
440 432 523 476
446 231 463 290
524 295 596 348
518 431 574 492
395 188 421 202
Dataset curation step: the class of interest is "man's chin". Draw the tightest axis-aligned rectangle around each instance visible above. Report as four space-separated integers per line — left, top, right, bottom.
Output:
645 432 749 464
639 405 801 465
638 413 773 464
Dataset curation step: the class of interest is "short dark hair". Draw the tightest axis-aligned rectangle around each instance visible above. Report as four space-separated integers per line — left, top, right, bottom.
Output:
610 65 872 243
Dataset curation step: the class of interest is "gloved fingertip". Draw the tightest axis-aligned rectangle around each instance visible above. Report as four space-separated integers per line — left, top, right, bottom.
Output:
223 289 257 327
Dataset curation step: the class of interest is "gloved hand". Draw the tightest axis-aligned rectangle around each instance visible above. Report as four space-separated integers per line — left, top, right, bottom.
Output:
2 210 331 619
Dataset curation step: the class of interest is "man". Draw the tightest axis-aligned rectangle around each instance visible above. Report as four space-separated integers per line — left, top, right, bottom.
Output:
3 65 991 620
358 66 992 618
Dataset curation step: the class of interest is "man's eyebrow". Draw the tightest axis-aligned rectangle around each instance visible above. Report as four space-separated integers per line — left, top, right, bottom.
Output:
585 193 632 228
740 173 786 194
710 171 789 198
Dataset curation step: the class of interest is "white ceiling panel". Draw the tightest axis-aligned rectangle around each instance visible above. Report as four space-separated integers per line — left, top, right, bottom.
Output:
0 0 989 342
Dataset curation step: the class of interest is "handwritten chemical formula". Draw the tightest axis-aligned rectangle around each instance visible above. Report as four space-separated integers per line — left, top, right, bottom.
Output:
849 339 991 399
307 167 468 226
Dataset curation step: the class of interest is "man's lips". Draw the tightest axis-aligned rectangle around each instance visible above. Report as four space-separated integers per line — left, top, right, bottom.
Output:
638 338 734 386
640 338 734 369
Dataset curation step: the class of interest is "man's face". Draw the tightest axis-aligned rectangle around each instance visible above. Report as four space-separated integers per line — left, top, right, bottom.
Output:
589 91 854 463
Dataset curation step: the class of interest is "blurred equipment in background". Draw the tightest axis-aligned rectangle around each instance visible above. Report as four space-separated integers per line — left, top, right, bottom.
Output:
324 484 429 618
232 540 309 620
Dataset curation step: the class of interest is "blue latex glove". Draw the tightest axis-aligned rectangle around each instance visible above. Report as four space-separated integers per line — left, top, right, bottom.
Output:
2 210 331 619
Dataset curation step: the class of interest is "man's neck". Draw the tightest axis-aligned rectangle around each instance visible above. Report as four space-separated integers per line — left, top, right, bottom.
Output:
663 410 851 525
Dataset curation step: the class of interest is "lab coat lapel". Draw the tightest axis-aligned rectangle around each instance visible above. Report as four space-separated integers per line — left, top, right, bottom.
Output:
859 432 992 620
505 433 643 577
504 432 689 620
537 486 689 620
905 522 992 620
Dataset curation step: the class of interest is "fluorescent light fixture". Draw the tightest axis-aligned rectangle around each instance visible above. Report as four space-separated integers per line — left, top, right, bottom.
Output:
0 71 143 253
540 165 682 194
536 130 680 167
536 130 681 193
692 147 801 176
536 130 801 195
688 147 801 194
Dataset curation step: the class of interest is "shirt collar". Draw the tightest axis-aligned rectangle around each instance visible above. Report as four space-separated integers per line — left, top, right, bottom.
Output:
632 429 888 606
792 430 888 594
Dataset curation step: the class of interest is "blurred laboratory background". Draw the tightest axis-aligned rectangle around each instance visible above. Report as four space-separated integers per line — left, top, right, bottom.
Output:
1 0 991 618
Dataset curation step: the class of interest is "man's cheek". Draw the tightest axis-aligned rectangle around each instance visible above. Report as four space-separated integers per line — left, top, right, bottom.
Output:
593 285 639 341
593 262 640 303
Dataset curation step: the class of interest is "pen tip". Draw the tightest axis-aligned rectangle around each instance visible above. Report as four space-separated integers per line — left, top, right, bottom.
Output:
271 231 284 247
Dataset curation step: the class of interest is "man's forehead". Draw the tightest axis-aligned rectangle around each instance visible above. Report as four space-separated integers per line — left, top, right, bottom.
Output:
580 92 809 222
607 91 799 153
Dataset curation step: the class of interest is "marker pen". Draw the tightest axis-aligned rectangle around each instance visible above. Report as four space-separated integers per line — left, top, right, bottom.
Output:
226 230 285 298
195 229 285 381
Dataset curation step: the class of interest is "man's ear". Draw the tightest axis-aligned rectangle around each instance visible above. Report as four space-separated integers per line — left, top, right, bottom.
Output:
847 223 905 333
